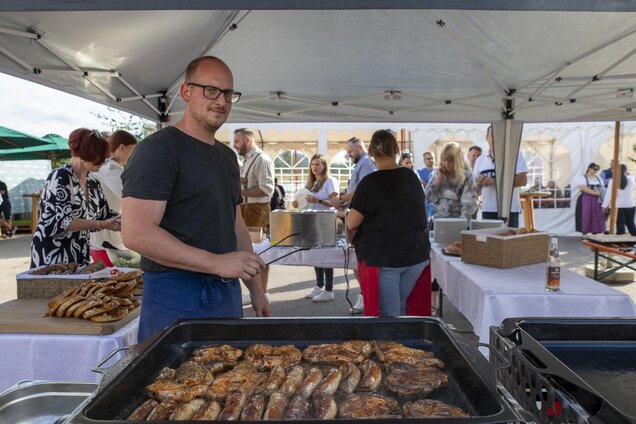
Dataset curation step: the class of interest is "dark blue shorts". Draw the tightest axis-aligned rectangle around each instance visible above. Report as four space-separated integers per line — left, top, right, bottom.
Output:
137 271 243 343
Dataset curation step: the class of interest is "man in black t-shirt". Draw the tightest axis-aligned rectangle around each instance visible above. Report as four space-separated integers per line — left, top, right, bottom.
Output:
0 180 16 237
121 56 271 342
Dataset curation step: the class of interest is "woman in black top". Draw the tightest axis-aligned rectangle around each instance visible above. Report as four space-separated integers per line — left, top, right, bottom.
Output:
30 128 121 268
347 130 430 316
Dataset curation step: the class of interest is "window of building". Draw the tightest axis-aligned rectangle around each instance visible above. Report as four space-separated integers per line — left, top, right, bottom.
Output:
328 151 354 193
274 150 309 199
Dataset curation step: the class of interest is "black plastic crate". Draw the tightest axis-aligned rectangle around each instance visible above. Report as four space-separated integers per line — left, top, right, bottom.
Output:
491 318 636 424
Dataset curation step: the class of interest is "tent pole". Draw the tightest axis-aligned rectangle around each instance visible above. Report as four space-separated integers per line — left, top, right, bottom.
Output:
608 121 621 234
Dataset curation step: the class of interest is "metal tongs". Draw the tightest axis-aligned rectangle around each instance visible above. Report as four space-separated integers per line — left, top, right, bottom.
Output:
257 232 312 266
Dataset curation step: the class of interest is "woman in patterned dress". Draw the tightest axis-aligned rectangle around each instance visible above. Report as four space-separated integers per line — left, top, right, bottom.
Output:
30 128 121 268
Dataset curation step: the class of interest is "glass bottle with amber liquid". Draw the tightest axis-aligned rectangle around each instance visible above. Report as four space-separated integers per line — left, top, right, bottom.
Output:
546 237 560 291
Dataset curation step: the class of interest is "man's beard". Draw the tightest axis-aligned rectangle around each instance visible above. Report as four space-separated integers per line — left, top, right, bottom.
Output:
192 107 227 134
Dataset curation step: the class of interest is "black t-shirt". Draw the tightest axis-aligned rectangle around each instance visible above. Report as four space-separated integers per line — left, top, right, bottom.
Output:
0 180 8 200
122 127 241 272
350 167 429 267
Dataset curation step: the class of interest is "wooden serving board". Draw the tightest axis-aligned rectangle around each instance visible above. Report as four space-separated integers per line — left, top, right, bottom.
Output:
0 298 140 335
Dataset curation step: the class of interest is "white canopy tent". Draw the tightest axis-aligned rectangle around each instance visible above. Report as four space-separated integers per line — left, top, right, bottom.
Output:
1 3 635 225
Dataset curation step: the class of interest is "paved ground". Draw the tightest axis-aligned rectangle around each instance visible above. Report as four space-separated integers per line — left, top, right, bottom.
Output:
2 235 635 338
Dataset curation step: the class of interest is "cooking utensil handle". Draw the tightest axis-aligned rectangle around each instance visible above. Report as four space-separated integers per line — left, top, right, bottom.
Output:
92 346 132 374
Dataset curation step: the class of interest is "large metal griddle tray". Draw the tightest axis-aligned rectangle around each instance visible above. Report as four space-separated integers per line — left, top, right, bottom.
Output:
70 317 525 423
497 318 636 424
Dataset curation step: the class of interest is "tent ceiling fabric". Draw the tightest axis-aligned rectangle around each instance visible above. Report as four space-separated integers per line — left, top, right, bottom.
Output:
0 9 635 124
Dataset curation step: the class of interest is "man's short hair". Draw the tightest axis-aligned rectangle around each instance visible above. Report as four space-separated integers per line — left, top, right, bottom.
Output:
346 137 362 145
423 151 434 158
234 128 255 138
184 56 227 83
468 145 482 153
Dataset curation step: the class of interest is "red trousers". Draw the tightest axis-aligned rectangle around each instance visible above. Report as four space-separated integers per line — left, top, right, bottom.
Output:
357 260 432 316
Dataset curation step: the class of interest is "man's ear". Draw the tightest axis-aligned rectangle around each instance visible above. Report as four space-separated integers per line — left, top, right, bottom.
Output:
180 83 191 102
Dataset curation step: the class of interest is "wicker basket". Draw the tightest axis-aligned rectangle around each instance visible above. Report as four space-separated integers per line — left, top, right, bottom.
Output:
16 277 99 299
461 228 549 269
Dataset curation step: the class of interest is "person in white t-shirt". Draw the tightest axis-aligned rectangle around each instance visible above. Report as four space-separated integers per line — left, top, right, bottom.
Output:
473 125 528 228
293 154 340 303
602 163 636 235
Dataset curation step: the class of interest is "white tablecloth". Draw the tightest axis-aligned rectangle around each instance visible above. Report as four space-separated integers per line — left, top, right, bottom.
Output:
253 239 357 269
443 260 636 346
0 317 139 393
430 243 462 290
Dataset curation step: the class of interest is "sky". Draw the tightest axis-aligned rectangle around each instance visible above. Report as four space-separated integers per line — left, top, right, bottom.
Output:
0 72 149 138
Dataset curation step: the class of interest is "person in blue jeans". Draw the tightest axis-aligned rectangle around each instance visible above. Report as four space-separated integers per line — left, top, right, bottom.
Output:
416 152 436 220
347 130 430 316
121 56 271 343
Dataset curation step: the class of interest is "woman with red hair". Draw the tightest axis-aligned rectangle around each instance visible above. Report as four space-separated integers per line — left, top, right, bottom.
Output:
30 128 121 268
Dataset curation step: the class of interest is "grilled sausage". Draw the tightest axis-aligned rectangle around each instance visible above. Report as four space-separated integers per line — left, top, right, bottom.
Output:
313 367 342 397
146 399 178 420
192 400 222 420
279 365 304 396
357 359 382 392
170 398 206 420
285 394 310 420
338 362 361 393
218 389 247 420
260 365 286 396
126 399 158 420
240 392 266 420
312 393 338 420
263 391 289 420
295 367 323 399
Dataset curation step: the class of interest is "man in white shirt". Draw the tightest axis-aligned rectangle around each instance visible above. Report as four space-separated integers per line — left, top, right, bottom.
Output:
233 128 275 304
473 125 528 228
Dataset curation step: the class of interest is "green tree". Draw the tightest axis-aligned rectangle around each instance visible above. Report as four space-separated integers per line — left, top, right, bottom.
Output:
92 107 156 140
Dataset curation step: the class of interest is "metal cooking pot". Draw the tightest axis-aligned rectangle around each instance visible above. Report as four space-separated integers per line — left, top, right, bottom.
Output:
270 209 337 247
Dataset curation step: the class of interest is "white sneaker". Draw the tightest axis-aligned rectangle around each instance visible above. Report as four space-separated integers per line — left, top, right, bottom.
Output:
353 294 364 311
312 290 334 302
242 292 251 306
305 286 323 299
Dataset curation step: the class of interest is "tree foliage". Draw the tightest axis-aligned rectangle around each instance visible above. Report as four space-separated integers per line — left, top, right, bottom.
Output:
92 107 156 140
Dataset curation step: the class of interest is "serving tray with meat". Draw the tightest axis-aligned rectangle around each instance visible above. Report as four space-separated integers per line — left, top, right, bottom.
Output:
66 318 525 423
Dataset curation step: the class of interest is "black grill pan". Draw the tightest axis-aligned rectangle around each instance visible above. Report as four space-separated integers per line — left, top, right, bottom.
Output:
67 317 522 423
492 317 636 424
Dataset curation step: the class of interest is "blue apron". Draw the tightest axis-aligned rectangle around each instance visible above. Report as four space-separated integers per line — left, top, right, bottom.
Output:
137 271 243 343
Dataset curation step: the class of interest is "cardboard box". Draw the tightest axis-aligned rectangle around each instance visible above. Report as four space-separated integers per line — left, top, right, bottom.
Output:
247 227 265 243
461 227 549 269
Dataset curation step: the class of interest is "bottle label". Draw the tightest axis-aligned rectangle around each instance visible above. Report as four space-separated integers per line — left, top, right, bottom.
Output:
547 266 560 288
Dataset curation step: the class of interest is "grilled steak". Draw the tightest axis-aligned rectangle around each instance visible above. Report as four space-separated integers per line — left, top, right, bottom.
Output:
385 362 448 396
192 344 243 366
373 340 445 368
302 340 372 365
338 394 400 419
403 399 470 418
244 344 302 370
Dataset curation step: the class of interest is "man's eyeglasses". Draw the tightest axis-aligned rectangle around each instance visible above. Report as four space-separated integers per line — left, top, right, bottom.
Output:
187 83 241 103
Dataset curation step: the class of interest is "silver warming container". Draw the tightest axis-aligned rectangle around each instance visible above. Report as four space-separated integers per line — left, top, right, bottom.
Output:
270 210 337 247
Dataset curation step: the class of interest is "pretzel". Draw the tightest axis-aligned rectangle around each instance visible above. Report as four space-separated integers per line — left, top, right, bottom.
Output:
90 306 129 323
82 300 119 319
55 296 85 317
114 269 142 282
72 298 102 318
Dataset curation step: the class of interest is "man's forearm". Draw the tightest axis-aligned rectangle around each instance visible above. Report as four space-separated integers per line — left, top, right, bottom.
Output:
123 224 219 274
235 218 264 294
